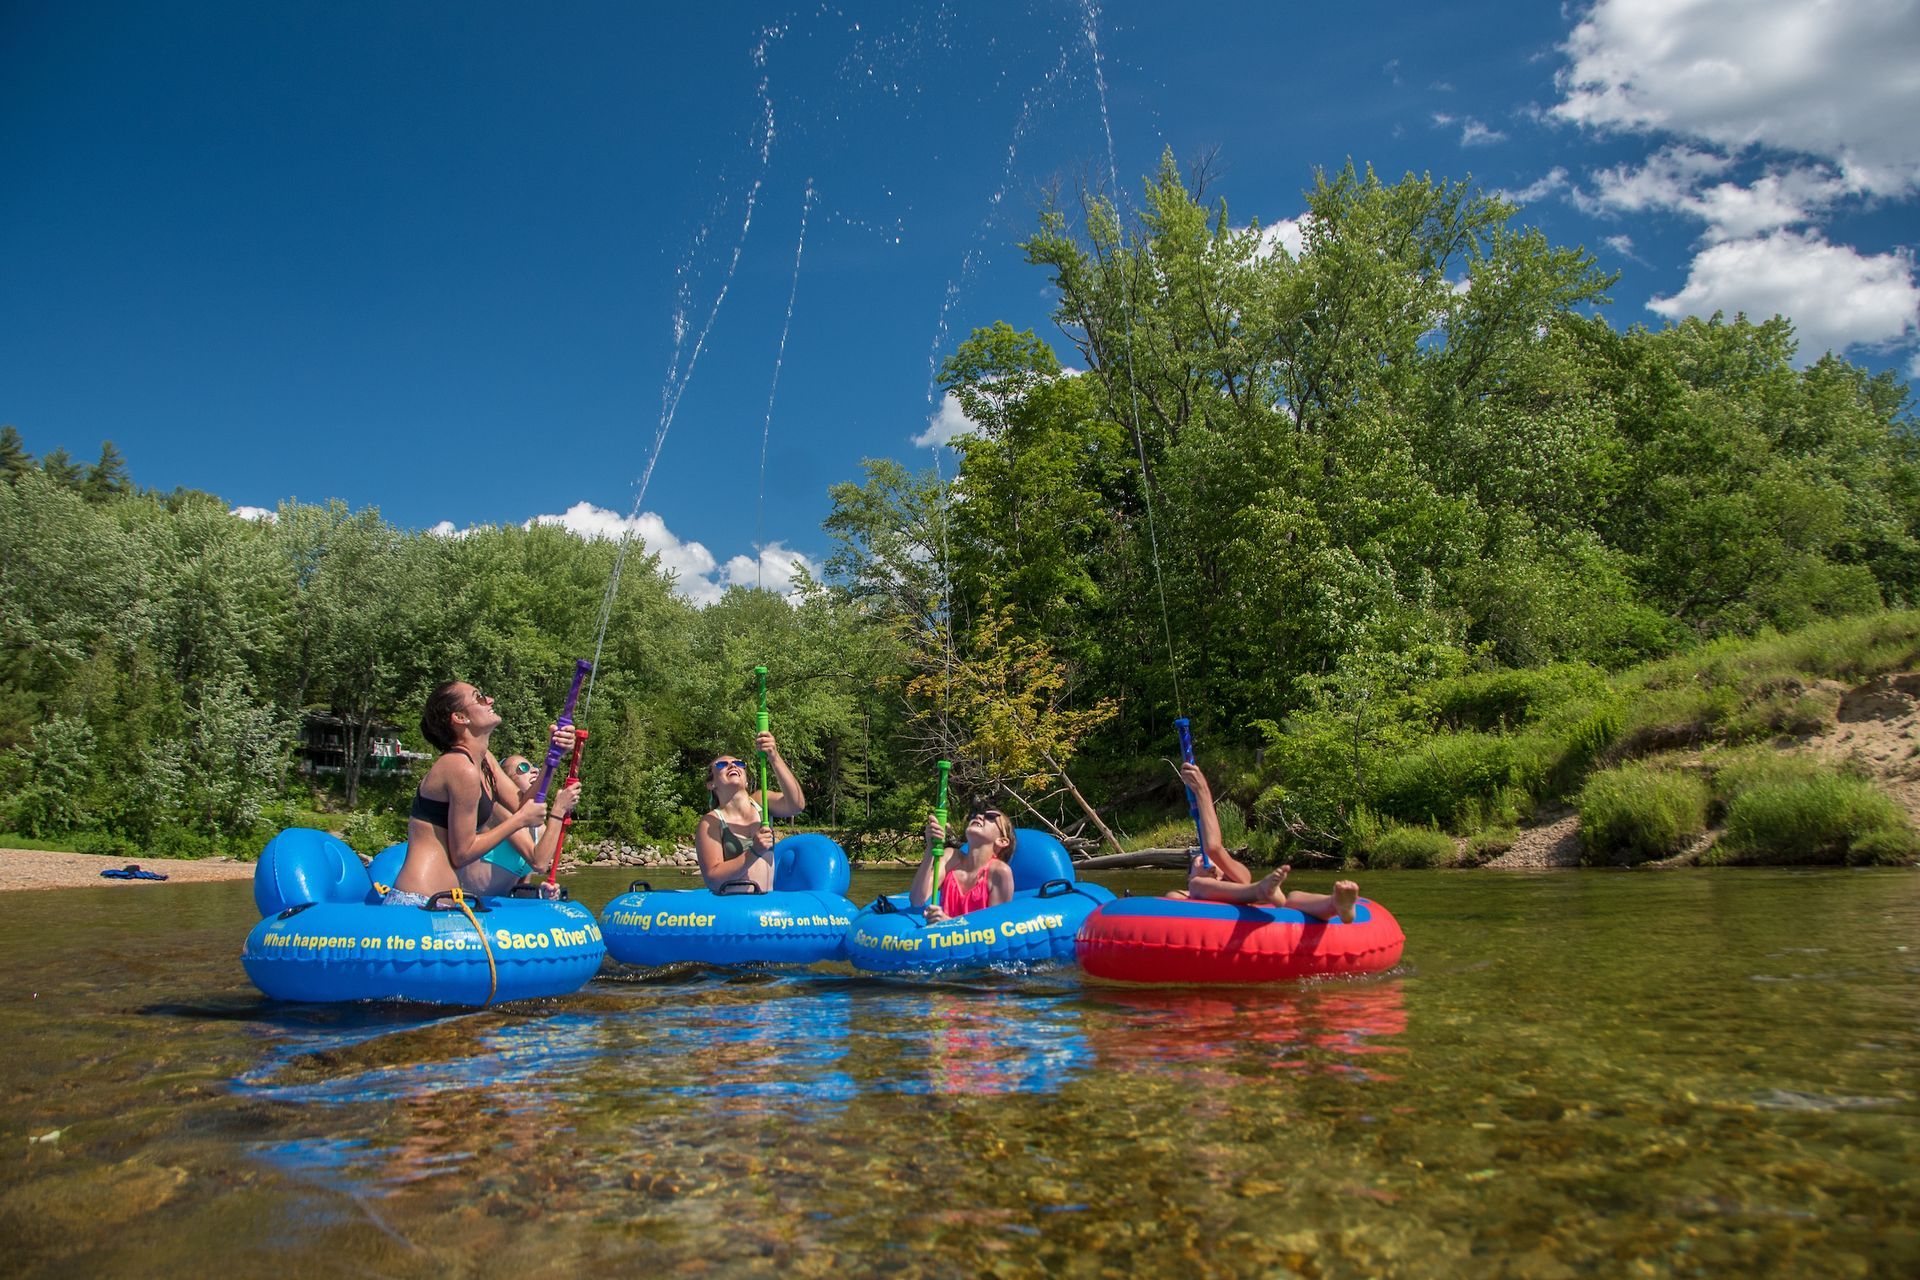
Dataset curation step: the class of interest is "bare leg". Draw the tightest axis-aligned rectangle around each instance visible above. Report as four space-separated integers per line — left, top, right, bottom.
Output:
1284 880 1360 923
1187 865 1289 906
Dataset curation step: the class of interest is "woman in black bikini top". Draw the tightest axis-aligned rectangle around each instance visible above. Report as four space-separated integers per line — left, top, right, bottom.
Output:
408 744 495 829
387 681 546 902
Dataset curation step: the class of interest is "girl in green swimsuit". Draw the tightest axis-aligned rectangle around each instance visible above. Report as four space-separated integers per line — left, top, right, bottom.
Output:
694 732 807 891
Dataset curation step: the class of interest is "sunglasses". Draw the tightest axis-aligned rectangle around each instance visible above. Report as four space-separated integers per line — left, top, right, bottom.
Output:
511 760 533 775
969 810 1005 823
712 759 749 772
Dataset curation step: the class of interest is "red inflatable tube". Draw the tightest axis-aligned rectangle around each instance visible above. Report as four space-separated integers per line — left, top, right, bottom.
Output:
1076 896 1405 985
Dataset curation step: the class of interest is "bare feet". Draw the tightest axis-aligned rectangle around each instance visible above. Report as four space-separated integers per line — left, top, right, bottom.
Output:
1333 880 1359 924
1253 864 1291 906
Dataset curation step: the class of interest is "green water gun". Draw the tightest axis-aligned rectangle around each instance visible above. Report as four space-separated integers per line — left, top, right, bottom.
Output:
927 759 951 917
755 665 771 813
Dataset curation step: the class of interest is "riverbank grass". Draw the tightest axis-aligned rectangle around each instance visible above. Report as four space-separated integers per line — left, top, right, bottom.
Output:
1707 751 1918 865
1576 763 1710 866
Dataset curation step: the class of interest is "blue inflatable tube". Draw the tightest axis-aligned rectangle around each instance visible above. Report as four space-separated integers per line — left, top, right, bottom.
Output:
599 832 856 967
240 829 606 1005
844 829 1115 974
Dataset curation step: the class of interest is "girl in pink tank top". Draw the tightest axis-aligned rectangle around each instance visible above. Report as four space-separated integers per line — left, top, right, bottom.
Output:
911 806 1017 922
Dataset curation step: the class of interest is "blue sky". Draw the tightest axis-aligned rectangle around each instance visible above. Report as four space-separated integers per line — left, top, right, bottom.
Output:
5 1 1917 603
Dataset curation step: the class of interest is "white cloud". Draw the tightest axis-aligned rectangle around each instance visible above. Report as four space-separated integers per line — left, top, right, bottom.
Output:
1552 0 1920 196
1647 230 1920 361
913 391 980 448
719 542 822 598
1460 119 1507 148
1433 111 1503 146
526 501 818 606
230 505 275 522
1497 167 1569 204
1579 146 1846 241
1575 145 1731 215
1602 233 1642 263
1911 351 1920 380
1255 216 1308 260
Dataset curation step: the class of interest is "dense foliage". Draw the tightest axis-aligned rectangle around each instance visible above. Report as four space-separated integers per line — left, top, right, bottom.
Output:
4 157 1917 862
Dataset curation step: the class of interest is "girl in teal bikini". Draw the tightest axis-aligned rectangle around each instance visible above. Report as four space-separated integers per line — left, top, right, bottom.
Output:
459 748 581 897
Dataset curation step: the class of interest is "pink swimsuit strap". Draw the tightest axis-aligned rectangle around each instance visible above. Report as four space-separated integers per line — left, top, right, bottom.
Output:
938 866 996 918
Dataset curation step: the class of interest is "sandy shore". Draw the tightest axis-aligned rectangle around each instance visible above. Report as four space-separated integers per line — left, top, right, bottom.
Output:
0 848 256 892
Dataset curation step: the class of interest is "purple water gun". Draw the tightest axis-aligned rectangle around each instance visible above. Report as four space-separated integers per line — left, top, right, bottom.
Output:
534 659 593 803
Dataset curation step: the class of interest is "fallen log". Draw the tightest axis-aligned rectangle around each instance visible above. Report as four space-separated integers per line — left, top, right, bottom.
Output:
1073 845 1253 871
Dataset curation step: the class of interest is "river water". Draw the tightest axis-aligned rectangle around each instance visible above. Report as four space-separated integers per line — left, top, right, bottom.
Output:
1 867 1915 1278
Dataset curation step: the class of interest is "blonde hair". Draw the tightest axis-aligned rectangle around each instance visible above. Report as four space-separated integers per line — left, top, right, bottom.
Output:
977 809 1016 858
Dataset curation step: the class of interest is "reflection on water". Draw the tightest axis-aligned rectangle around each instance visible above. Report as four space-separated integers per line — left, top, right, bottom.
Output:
0 867 1916 1277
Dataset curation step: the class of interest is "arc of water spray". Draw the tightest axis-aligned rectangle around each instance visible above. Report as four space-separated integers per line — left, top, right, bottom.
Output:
1082 0 1183 718
920 41 1073 739
756 178 815 591
586 30 783 714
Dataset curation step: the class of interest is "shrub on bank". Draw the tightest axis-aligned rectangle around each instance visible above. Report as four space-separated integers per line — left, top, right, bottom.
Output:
1428 663 1609 732
341 809 407 857
1456 827 1515 867
1514 698 1624 801
1577 763 1709 865
1707 750 1835 808
1364 823 1455 869
1722 683 1841 741
1370 732 1516 829
1715 774 1919 866
1607 684 1738 761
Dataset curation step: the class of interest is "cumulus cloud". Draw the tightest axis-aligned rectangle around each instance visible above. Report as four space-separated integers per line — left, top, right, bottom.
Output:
1255 216 1309 260
1579 146 1846 241
1459 119 1507 148
230 505 275 522
913 392 979 448
1646 230 1920 361
1496 167 1569 204
1552 0 1920 196
525 501 819 606
1433 112 1504 147
1553 0 1920 371
1602 233 1644 264
718 542 820 597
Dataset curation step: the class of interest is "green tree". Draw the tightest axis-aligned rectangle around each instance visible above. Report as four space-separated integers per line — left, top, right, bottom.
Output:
0 427 31 484
38 447 82 490
82 441 130 502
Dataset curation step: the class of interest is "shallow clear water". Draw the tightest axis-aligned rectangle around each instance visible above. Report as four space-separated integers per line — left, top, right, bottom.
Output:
2 867 1916 1277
